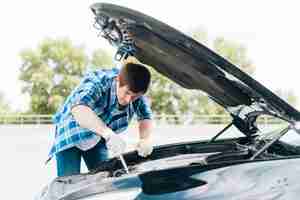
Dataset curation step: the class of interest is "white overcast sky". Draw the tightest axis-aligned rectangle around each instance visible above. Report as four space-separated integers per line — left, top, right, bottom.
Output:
1 0 300 111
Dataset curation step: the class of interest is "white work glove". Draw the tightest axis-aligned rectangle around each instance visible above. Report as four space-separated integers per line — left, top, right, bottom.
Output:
102 130 126 157
136 138 153 157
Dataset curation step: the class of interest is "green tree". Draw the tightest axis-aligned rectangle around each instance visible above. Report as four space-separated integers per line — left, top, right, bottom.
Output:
213 37 255 75
19 38 112 114
19 33 258 118
148 69 191 115
91 49 113 68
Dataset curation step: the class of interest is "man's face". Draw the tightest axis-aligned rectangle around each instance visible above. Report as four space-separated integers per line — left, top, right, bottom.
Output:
116 78 143 106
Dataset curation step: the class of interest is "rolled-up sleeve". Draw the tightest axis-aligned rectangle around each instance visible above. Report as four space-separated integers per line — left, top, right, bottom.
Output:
134 96 152 121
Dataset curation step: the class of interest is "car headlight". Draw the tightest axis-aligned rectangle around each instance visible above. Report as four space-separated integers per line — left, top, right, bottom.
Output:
82 188 142 200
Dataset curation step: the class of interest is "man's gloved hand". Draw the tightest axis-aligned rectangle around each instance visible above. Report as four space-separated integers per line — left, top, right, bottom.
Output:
103 131 126 157
136 138 153 157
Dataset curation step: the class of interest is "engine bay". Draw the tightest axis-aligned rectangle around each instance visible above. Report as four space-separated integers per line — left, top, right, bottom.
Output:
95 127 300 178
41 127 300 200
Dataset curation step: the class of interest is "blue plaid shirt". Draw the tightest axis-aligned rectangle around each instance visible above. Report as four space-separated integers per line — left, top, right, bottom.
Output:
48 68 152 160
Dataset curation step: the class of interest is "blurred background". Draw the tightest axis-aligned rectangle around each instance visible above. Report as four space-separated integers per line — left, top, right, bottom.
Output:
1 0 300 199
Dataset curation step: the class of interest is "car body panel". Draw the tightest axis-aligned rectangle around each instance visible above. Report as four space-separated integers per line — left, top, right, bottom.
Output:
36 135 300 200
37 150 300 200
137 158 300 200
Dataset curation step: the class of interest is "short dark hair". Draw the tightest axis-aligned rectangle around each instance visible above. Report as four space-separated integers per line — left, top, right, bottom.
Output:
119 63 151 93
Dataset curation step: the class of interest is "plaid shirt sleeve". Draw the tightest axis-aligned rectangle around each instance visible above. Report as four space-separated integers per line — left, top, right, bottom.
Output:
69 80 104 110
134 96 152 121
48 70 114 161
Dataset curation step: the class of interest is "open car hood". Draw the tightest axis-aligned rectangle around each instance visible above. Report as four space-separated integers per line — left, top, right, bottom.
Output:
90 3 300 129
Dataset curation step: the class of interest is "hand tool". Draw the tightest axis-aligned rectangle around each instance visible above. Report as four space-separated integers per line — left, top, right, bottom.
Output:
119 155 129 174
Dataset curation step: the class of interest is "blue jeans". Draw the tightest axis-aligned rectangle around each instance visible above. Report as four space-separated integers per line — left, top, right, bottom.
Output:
56 139 108 177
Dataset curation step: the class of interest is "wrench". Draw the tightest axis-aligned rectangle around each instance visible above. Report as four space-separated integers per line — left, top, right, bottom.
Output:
119 154 129 174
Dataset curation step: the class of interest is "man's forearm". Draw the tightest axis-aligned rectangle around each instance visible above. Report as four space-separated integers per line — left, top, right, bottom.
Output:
71 105 112 139
138 119 153 140
136 119 154 157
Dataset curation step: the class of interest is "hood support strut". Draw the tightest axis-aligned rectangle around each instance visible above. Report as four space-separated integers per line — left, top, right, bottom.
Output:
209 122 234 143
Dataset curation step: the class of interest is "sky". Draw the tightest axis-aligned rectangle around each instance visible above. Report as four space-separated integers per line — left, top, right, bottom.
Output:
1 0 300 111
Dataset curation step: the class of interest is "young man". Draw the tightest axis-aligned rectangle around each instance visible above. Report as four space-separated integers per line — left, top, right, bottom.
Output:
48 59 153 177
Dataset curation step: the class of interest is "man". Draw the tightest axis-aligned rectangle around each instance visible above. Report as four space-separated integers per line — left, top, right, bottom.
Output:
48 58 153 177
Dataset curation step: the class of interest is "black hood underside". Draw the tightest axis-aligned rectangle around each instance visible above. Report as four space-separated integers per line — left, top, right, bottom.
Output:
90 3 300 122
